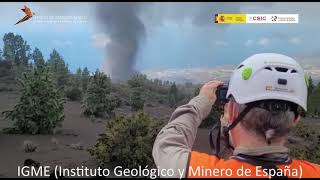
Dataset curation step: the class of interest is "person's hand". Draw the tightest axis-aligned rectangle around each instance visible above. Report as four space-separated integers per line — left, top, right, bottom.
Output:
199 80 224 103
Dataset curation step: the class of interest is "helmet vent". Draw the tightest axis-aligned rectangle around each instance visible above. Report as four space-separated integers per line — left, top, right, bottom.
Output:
291 69 297 73
275 67 288 72
237 64 244 69
264 67 272 71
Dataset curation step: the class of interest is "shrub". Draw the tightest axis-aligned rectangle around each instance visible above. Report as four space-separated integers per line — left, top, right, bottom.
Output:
288 120 320 164
82 70 118 118
66 86 82 101
88 112 165 169
23 140 37 153
2 67 65 134
130 88 145 111
0 60 13 77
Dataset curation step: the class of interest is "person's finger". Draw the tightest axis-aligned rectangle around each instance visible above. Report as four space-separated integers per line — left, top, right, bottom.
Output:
206 80 220 84
206 81 223 88
206 80 223 85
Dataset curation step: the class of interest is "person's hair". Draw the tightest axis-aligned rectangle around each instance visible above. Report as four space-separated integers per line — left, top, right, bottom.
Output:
231 97 295 144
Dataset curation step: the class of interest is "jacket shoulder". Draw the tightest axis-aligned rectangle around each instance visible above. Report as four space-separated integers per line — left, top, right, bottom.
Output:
291 159 320 177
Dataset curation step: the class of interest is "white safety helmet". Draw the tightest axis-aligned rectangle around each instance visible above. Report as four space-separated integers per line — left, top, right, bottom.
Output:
226 53 308 111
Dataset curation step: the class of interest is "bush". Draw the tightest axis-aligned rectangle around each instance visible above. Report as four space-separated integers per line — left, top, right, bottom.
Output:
0 60 13 77
66 86 82 101
2 67 65 134
23 140 37 153
288 121 320 164
82 70 118 118
130 88 145 111
88 112 164 169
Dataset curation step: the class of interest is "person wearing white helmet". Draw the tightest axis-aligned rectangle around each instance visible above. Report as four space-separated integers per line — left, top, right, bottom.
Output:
152 53 320 178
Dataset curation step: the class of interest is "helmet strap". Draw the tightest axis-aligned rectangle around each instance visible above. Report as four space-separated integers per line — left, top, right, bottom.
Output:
210 103 256 156
222 102 257 151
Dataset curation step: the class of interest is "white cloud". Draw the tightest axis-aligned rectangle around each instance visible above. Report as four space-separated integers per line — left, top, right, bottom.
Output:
52 40 72 48
245 39 254 47
289 37 301 45
257 37 270 46
91 33 111 49
215 40 228 46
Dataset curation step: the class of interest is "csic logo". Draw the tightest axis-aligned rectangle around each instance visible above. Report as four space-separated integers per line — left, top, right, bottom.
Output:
250 15 267 22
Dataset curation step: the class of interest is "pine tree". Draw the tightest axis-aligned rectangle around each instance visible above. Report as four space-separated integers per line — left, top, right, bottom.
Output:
81 67 90 92
32 47 45 68
2 33 30 66
308 76 315 98
168 83 178 107
0 48 3 61
47 49 69 88
2 67 65 134
65 68 82 101
130 88 145 111
308 84 320 116
82 69 118 118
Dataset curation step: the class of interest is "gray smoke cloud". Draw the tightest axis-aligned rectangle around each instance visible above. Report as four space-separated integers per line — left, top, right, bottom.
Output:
96 3 145 81
95 2 272 81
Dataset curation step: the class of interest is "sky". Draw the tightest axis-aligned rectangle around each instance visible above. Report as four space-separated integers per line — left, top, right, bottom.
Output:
0 2 320 76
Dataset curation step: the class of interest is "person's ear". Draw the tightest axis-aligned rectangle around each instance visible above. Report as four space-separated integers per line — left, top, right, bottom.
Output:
228 101 239 123
292 115 300 127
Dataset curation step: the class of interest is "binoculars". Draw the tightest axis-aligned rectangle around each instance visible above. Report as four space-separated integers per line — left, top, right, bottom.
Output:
215 84 229 110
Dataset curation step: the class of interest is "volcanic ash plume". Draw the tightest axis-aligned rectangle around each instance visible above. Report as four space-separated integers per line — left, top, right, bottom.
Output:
97 3 145 81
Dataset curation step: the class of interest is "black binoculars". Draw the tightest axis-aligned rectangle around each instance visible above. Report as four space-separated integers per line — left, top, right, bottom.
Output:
215 84 229 110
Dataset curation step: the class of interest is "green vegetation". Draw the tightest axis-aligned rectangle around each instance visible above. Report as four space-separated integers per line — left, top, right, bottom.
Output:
127 73 192 108
2 32 30 66
2 67 64 134
32 47 45 69
82 69 120 118
130 88 145 111
65 68 83 101
307 76 320 116
88 112 165 169
288 120 320 164
168 83 178 107
47 49 69 88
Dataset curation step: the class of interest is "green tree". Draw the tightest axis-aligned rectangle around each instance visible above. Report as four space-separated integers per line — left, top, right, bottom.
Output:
168 83 178 107
0 48 3 61
82 69 118 118
47 49 69 87
88 112 165 169
128 74 148 88
2 67 65 134
2 32 30 66
81 67 90 92
65 68 83 101
308 84 320 116
0 60 13 77
130 88 145 111
289 121 320 164
32 47 45 68
307 76 315 99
